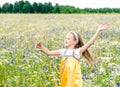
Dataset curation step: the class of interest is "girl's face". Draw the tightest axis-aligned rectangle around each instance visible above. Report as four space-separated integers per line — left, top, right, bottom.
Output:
64 33 77 48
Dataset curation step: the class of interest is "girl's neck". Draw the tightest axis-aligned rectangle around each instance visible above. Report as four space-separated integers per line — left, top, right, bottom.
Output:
67 46 75 49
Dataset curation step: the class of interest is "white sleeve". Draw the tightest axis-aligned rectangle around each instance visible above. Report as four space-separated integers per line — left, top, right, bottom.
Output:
58 49 65 57
74 48 81 58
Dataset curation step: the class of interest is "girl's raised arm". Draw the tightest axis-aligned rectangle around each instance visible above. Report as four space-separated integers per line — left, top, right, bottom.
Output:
79 24 109 54
35 42 60 56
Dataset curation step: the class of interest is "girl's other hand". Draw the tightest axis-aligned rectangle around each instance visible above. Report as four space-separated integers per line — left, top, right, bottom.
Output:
35 42 41 49
98 24 109 31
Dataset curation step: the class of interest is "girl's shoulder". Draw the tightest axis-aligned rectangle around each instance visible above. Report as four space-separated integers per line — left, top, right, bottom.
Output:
58 48 66 57
58 48 66 53
59 48 81 53
58 48 81 58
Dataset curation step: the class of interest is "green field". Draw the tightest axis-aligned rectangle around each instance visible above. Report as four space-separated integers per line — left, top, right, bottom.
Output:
0 14 120 87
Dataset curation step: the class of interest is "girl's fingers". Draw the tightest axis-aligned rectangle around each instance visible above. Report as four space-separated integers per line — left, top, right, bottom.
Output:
98 24 109 31
35 42 41 48
38 42 41 47
104 24 109 28
35 44 39 48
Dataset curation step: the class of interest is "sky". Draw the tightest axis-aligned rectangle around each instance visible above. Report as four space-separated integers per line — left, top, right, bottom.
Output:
0 0 120 8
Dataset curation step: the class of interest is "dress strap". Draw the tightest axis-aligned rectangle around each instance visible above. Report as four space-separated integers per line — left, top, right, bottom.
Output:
73 50 80 62
72 50 75 57
62 50 68 74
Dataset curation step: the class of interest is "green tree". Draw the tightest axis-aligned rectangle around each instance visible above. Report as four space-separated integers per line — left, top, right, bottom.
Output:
98 8 106 13
1 3 10 13
38 3 43 13
53 3 60 13
13 1 19 13
32 2 38 13
75 8 80 13
47 2 53 13
1 1 120 14
113 8 120 13
13 0 25 13
9 4 13 13
18 0 24 13
22 1 33 13
42 2 48 13
0 6 1 13
65 6 75 13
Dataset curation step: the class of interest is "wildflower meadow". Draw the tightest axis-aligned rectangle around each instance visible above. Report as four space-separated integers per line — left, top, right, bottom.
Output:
0 14 120 87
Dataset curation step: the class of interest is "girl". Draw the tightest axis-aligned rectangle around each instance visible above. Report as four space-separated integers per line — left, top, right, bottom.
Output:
35 24 109 87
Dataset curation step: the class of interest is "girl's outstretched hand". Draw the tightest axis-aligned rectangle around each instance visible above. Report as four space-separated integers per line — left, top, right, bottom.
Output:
35 42 41 49
98 24 109 31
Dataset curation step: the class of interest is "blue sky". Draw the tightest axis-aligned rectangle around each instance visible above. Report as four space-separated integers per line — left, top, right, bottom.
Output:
0 0 120 8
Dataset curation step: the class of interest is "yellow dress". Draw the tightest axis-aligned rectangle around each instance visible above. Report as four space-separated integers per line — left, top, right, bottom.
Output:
60 57 83 87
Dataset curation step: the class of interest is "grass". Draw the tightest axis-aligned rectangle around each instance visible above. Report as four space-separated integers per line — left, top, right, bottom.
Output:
0 14 120 87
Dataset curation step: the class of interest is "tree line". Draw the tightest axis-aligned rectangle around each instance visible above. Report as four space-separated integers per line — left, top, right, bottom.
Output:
0 0 120 13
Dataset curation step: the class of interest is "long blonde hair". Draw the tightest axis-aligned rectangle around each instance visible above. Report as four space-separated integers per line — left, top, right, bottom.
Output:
71 32 94 63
